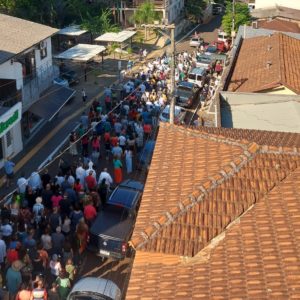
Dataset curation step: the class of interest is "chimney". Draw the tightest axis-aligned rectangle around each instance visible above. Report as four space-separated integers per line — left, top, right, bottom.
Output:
266 61 272 69
252 21 258 29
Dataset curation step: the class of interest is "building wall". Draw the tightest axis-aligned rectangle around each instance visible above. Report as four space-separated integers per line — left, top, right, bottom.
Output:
0 102 23 167
255 0 300 10
167 0 184 23
0 60 23 90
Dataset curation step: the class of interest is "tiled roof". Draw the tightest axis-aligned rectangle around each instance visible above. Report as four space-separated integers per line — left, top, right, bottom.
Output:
257 19 300 33
191 126 300 147
127 123 300 299
0 14 58 64
228 32 300 94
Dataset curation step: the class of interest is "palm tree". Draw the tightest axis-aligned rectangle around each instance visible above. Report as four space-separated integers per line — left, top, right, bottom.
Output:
131 2 160 40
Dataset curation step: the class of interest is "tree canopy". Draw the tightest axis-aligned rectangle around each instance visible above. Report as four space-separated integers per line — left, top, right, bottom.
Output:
222 1 251 35
131 1 160 26
185 0 207 23
81 9 120 39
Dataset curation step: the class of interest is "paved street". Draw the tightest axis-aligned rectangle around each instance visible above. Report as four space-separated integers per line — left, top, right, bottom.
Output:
0 15 222 299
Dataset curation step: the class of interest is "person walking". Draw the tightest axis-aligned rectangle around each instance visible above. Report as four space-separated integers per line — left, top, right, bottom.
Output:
4 157 15 188
124 148 133 174
113 156 123 184
81 89 87 103
69 132 78 156
6 260 23 300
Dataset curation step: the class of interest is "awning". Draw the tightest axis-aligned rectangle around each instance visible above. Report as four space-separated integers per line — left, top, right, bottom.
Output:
94 30 136 43
54 44 106 62
58 25 88 36
29 84 76 121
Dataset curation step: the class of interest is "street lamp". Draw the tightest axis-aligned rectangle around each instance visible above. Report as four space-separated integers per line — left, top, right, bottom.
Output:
141 23 176 124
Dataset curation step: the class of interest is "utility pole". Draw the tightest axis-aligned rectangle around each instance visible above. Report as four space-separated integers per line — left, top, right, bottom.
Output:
232 0 235 46
141 23 176 124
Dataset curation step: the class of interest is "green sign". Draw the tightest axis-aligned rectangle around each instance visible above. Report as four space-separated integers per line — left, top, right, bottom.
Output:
0 110 19 135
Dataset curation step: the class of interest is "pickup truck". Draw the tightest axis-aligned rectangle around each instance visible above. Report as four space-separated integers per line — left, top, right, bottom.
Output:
88 180 144 260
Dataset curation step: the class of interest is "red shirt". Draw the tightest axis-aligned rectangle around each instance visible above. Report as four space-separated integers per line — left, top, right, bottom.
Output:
7 249 18 264
85 175 96 190
110 136 118 147
84 205 97 220
143 124 152 134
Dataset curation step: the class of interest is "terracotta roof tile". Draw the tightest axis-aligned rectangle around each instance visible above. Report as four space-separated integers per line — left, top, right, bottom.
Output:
228 32 300 94
127 167 300 299
190 126 300 148
258 18 300 33
126 124 300 299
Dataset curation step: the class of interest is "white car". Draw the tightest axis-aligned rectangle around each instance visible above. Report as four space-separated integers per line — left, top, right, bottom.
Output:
67 277 121 300
189 37 204 47
159 105 186 124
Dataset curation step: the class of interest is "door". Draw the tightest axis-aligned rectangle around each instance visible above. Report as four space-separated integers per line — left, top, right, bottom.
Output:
5 129 13 157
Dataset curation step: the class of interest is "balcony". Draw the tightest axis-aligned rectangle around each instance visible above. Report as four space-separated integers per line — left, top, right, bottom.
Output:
0 79 21 108
125 0 168 9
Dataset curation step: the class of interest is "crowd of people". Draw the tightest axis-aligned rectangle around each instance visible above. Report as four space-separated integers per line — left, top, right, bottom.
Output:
0 52 175 300
0 36 226 300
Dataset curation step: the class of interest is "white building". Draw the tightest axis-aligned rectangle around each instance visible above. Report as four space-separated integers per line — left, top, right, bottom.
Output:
0 14 59 166
254 0 300 10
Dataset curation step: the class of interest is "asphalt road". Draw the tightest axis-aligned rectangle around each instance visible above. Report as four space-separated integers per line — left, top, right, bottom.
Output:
78 16 223 300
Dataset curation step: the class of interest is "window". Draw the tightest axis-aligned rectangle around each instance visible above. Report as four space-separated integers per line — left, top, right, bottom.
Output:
40 47 47 59
6 130 12 147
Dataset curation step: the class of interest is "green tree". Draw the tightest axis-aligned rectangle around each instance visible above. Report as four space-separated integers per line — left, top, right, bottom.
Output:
81 9 120 41
222 1 251 35
131 1 160 39
0 0 15 14
185 0 207 23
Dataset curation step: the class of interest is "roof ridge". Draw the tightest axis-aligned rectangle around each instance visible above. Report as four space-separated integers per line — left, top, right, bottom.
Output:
261 145 300 155
161 123 251 150
130 141 261 250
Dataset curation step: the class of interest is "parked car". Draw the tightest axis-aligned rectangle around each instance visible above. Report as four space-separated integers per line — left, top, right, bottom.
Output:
88 180 144 260
175 81 200 108
67 277 121 300
53 77 69 87
187 67 207 88
189 37 204 47
217 31 229 43
205 45 218 55
196 55 213 69
159 105 186 124
60 65 79 85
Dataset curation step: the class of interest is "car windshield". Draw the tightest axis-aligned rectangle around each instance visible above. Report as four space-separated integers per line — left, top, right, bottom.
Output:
191 38 199 42
198 57 211 64
176 86 192 98
206 46 217 53
188 74 196 80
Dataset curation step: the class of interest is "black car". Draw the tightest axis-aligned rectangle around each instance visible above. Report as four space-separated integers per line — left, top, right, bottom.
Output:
60 65 79 85
175 81 200 108
88 180 144 260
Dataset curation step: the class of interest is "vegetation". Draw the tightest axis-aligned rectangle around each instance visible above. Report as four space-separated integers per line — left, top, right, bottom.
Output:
0 0 108 27
81 9 120 40
185 0 207 23
131 2 159 40
222 1 251 35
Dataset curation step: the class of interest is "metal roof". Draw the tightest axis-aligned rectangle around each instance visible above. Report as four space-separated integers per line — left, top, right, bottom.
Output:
54 44 106 62
94 30 136 43
0 14 58 65
58 25 88 36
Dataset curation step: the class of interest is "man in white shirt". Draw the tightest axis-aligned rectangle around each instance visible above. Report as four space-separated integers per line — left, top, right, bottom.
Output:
17 173 27 194
76 162 86 186
28 172 42 191
98 168 113 187
85 161 97 179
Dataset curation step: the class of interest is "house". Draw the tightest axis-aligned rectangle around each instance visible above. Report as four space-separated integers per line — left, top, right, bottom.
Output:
126 122 300 299
116 0 185 26
254 18 300 33
0 14 74 167
227 32 300 94
253 0 300 10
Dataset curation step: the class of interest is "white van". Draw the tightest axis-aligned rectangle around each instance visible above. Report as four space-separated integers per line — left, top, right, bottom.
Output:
187 67 206 88
217 31 229 43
